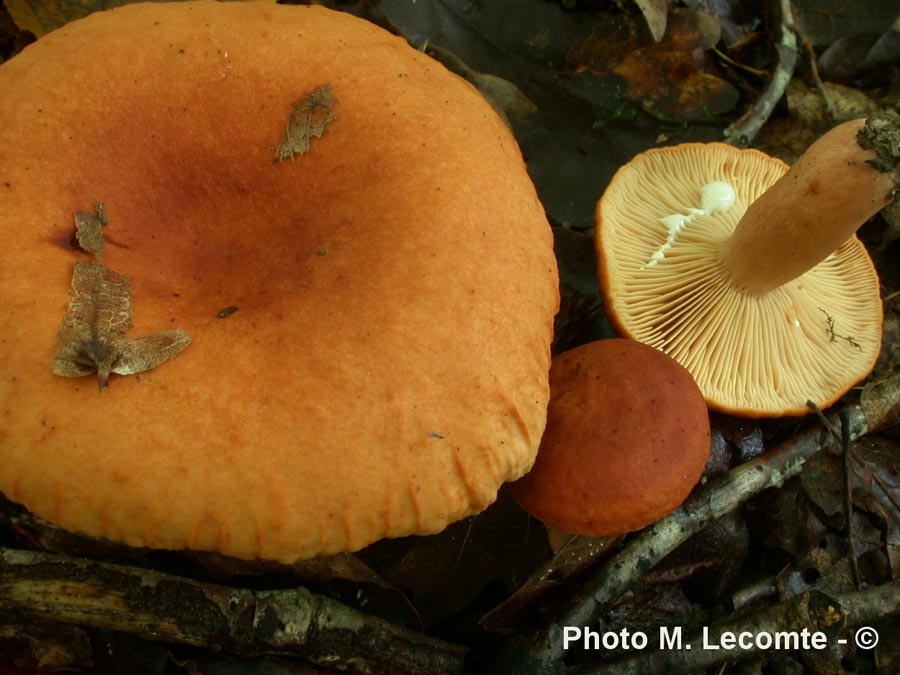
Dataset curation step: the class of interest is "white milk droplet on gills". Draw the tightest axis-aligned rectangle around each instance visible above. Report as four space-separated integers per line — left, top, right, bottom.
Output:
700 181 736 215
644 181 735 268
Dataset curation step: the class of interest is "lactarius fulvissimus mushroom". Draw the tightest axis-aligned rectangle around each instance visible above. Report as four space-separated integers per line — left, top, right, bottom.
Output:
509 339 711 536
0 2 559 562
597 113 900 417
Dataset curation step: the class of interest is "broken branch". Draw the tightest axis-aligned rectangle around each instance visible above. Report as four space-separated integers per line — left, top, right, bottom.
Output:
724 0 797 146
0 548 466 675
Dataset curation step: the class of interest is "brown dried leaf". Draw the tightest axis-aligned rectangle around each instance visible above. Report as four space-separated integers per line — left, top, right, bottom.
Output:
612 9 735 121
0 617 94 673
52 206 190 390
850 438 900 577
3 0 108 37
567 12 641 76
644 513 748 602
806 437 900 578
113 331 191 376
275 85 337 161
482 532 623 630
52 260 133 386
786 80 880 133
754 482 828 557
425 44 537 127
367 491 547 628
73 206 106 259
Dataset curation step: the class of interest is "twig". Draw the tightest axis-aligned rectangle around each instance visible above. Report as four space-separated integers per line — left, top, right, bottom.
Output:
731 576 778 611
0 548 467 675
712 47 769 77
489 370 900 673
842 409 862 588
807 401 862 586
798 29 837 122
806 400 840 440
860 370 900 432
572 580 900 675
724 0 798 146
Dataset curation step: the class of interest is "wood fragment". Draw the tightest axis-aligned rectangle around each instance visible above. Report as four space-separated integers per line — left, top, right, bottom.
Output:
0 548 467 675
842 409 863 588
724 0 797 146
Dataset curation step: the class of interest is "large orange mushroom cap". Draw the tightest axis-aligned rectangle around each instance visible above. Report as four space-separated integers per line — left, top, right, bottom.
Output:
0 2 559 561
508 339 711 536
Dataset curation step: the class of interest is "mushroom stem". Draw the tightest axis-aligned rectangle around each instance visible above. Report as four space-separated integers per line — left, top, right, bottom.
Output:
720 114 900 295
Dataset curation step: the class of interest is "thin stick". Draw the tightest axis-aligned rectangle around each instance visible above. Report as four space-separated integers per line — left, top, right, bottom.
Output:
842 409 862 588
712 47 769 77
724 0 798 146
806 400 841 440
0 548 467 675
799 30 837 122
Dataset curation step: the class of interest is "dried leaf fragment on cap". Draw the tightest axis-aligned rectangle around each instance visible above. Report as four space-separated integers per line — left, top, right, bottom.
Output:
73 205 106 259
274 84 337 161
52 206 190 390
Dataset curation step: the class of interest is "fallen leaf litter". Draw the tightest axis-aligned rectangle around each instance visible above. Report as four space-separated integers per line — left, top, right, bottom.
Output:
52 204 191 390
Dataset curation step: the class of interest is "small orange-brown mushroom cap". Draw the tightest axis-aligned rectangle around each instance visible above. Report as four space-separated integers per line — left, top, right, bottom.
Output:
508 339 710 536
0 2 559 561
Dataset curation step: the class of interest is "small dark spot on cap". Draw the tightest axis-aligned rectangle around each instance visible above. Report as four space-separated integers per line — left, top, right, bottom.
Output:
217 306 239 319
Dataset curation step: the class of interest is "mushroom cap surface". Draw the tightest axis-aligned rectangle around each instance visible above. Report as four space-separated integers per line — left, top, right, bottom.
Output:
0 2 559 561
596 142 882 417
508 339 710 536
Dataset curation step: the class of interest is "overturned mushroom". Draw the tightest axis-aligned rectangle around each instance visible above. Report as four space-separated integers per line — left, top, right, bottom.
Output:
0 2 558 562
597 114 899 417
